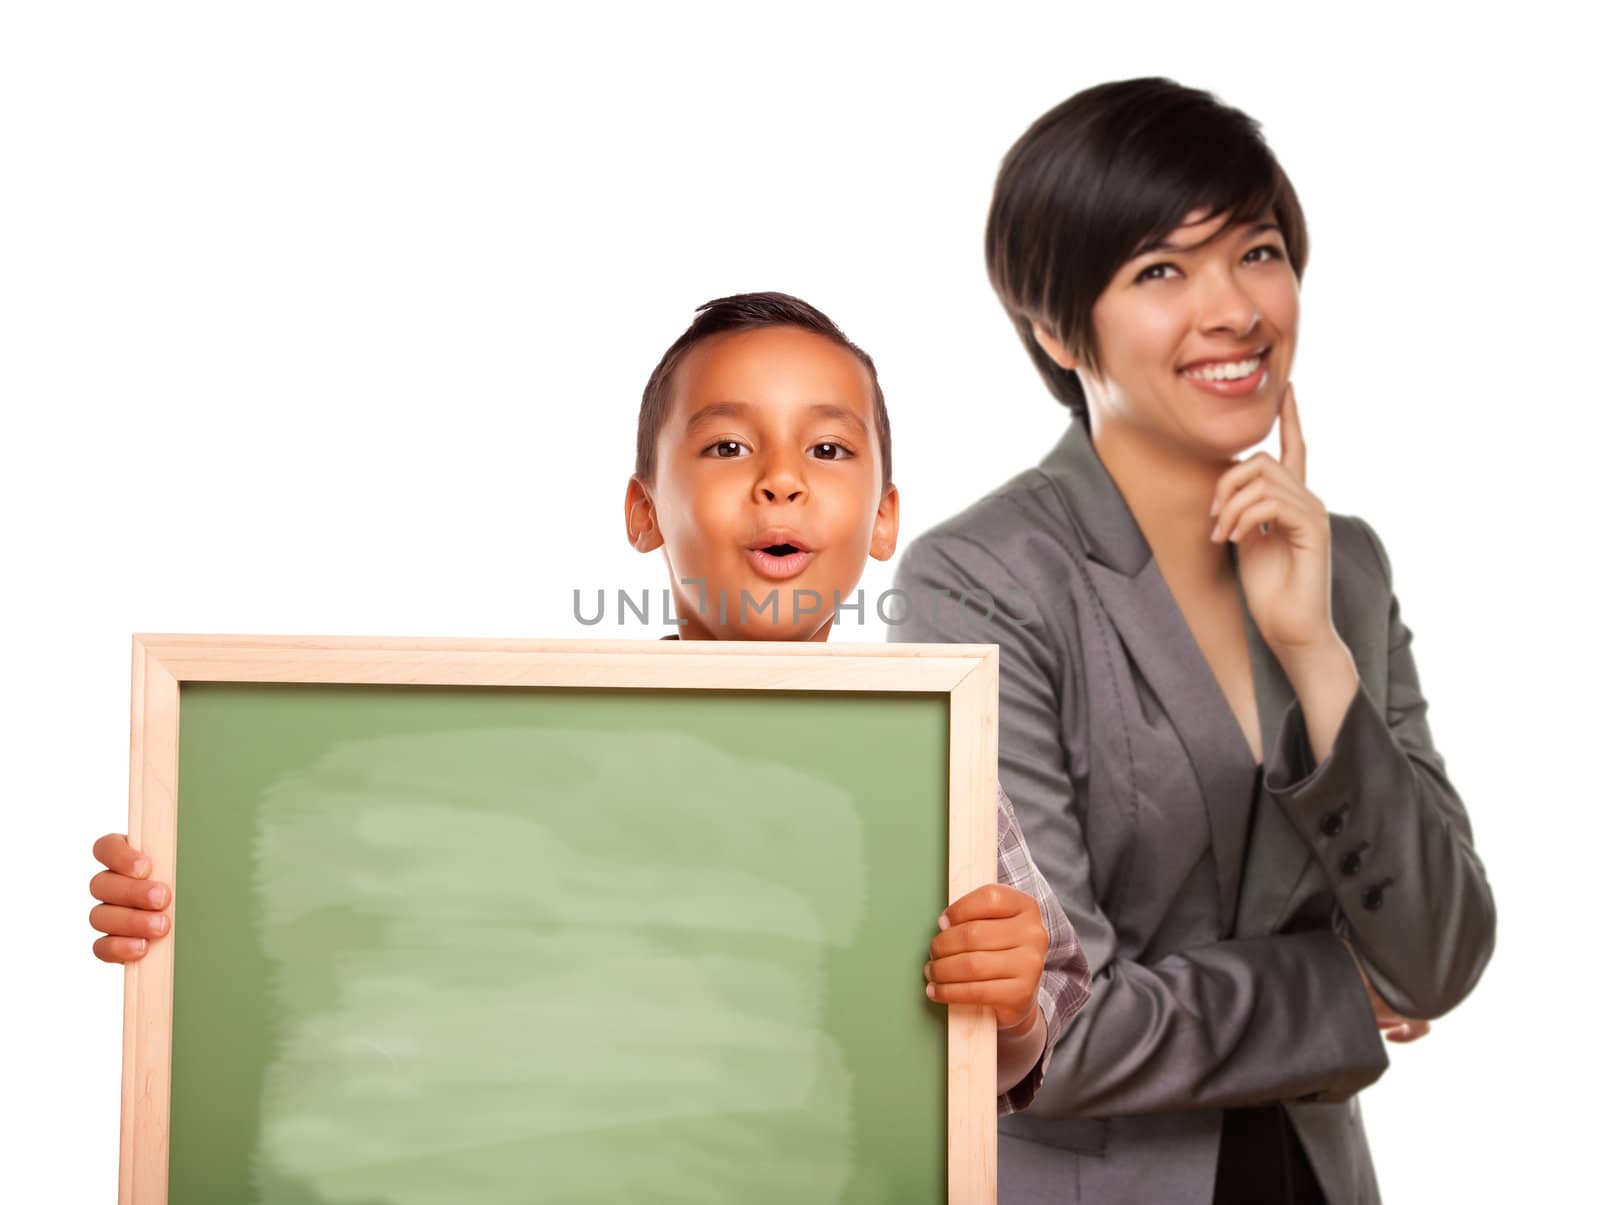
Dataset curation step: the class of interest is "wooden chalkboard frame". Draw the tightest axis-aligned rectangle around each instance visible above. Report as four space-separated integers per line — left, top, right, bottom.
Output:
121 634 1001 1204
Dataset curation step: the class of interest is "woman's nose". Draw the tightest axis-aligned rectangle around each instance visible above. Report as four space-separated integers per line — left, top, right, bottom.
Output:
1196 269 1261 337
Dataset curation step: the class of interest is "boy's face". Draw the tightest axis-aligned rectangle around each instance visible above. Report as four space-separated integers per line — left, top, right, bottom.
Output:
625 325 899 641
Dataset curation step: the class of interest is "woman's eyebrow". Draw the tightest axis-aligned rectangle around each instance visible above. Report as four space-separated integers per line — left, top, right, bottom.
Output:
1138 220 1282 256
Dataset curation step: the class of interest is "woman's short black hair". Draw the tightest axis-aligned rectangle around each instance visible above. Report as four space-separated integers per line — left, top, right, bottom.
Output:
634 291 891 487
985 77 1309 421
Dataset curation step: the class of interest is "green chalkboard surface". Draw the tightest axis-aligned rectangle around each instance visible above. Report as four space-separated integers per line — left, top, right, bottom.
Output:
166 682 949 1204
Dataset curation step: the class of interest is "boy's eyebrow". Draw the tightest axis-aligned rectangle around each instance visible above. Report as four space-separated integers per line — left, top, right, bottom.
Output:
683 401 752 430
683 401 869 434
806 403 869 434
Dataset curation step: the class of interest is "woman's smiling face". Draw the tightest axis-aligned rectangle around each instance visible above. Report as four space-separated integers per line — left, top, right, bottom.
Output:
1043 208 1300 460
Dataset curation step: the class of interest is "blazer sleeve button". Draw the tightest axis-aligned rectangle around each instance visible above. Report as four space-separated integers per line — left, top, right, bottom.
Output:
1341 849 1364 877
1319 810 1345 837
1361 884 1385 911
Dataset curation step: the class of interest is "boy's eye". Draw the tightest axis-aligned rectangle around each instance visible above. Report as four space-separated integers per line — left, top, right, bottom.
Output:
1134 262 1180 284
706 440 749 458
811 442 853 461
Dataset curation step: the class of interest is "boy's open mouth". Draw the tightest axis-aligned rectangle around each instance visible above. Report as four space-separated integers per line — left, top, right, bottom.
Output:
745 532 815 582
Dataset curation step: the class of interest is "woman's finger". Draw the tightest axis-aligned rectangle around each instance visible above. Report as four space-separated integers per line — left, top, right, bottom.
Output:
1210 452 1274 517
92 833 151 878
1226 497 1292 544
89 902 171 941
1211 476 1272 544
89 870 170 911
1382 1019 1432 1043
1210 451 1302 522
92 935 149 964
1280 383 1307 484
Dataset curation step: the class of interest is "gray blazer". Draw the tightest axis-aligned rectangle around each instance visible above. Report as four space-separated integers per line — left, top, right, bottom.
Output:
889 419 1495 1205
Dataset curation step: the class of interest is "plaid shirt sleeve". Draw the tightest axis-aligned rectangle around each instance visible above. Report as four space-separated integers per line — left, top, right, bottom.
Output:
996 781 1091 1114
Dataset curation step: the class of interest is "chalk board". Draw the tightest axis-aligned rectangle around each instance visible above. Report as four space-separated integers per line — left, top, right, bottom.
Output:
120 637 1000 1204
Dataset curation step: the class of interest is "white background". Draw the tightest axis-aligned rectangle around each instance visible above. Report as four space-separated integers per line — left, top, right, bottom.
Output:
6 2 1595 1200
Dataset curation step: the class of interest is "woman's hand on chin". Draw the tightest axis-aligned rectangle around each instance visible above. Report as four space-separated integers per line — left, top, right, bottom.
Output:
1208 384 1342 665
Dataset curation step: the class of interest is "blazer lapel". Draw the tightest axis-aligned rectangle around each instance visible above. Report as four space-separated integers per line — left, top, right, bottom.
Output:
1235 586 1313 933
1039 421 1264 924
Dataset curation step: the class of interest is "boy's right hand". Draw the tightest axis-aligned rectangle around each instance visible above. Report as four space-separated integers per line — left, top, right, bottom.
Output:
89 833 171 963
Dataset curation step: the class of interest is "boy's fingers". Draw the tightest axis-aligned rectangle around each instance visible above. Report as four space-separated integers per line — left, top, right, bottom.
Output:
930 917 1044 959
89 903 170 941
93 833 151 878
92 935 149 964
925 950 1024 984
930 919 1014 958
939 883 1030 929
925 977 1030 1006
89 871 170 911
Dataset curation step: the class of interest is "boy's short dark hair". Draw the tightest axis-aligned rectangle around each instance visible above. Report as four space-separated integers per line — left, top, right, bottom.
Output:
985 77 1309 421
634 291 892 488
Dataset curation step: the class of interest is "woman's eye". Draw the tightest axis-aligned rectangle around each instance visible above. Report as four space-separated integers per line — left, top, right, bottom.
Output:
811 442 854 461
1135 262 1180 283
706 440 749 458
1242 243 1283 265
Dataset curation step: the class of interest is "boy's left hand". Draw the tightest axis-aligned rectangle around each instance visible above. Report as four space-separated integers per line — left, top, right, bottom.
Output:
924 883 1047 1030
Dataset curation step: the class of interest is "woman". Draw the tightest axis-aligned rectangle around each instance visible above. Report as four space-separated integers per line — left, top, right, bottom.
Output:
890 78 1495 1204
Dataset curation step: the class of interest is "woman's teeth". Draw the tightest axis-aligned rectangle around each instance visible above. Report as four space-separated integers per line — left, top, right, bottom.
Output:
1182 356 1262 382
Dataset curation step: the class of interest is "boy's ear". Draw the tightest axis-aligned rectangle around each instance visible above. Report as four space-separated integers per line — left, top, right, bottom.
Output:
869 483 900 562
1031 321 1080 372
624 476 663 553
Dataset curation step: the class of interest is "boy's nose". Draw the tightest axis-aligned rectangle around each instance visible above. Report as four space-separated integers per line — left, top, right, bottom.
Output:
758 481 806 503
754 458 806 503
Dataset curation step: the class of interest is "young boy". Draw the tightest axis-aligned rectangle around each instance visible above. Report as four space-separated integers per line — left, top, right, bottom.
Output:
89 291 1090 1111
